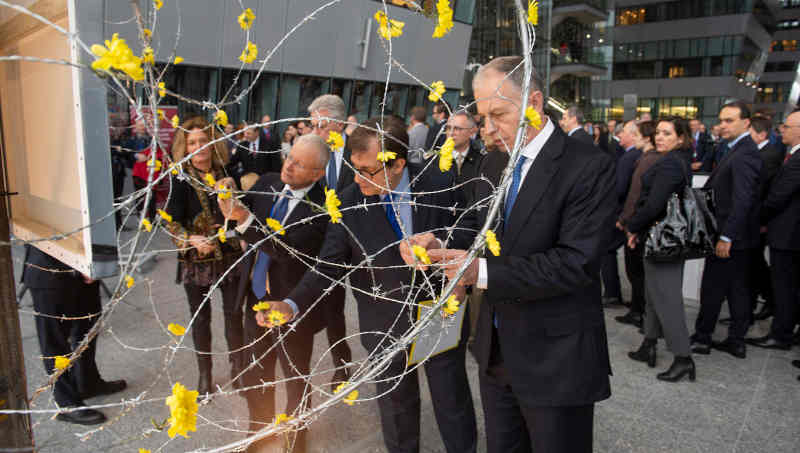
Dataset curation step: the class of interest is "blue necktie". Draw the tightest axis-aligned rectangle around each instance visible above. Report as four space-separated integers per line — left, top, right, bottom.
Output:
251 192 289 299
383 193 404 240
327 155 338 189
504 155 528 232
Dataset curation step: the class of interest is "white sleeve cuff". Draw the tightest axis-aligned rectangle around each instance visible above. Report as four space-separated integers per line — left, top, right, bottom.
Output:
235 213 256 234
476 258 488 290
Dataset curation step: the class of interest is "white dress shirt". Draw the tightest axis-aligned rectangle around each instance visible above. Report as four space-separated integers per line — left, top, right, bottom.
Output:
326 133 346 185
567 126 581 137
757 140 769 150
235 182 314 234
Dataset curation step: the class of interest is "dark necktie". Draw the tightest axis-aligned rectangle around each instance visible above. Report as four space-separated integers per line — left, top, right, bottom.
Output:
251 191 289 299
383 193 404 240
327 155 338 189
504 155 528 233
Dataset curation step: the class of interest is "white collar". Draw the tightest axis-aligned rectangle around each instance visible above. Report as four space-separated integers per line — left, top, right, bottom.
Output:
790 143 800 156
757 140 769 150
568 126 581 136
521 117 555 161
281 182 314 199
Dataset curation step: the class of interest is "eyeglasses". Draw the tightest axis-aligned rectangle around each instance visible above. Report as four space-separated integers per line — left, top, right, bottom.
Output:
285 154 324 171
445 125 470 133
779 123 800 129
354 165 386 178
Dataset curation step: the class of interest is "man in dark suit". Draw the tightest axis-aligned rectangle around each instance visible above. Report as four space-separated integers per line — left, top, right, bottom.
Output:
691 101 763 359
21 246 126 425
558 105 593 145
422 56 614 453
690 119 713 164
227 124 283 183
444 110 487 208
260 113 281 152
747 110 800 352
425 100 450 151
220 134 343 452
262 117 478 453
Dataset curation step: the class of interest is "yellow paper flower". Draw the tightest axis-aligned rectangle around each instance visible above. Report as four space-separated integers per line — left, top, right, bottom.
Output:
157 209 173 223
266 217 286 235
153 0 163 11
147 158 162 170
173 56 184 64
238 8 255 30
125 275 135 288
171 115 180 129
142 46 155 65
268 309 287 326
333 382 347 394
167 323 186 336
442 294 460 316
252 301 271 312
528 1 539 25
169 162 180 175
412 245 432 265
325 188 343 224
428 80 446 102
274 413 293 425
141 218 153 232
525 106 543 130
90 33 144 81
326 131 344 150
343 390 359 406
139 449 151 453
157 109 165 121
218 226 227 243
165 382 198 438
438 137 455 172
158 82 166 97
485 230 501 256
213 110 228 127
432 0 454 38
217 187 232 200
376 150 397 162
204 173 216 187
238 41 258 64
54 355 70 370
142 28 152 40
374 11 404 39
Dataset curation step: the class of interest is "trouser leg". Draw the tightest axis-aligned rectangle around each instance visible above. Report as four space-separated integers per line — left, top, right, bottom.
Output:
374 359 421 453
645 260 691 356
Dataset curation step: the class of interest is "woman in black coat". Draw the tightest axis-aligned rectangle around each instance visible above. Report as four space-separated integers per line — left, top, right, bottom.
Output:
625 117 695 383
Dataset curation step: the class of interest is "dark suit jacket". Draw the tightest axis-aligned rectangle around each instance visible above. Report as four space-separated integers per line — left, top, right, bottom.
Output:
616 147 642 208
694 131 713 163
288 163 456 353
425 120 447 151
333 138 356 192
237 174 335 334
569 127 594 145
453 127 614 407
444 139 486 209
626 152 689 235
762 150 800 251
21 245 82 289
703 135 763 249
758 143 783 200
228 131 282 180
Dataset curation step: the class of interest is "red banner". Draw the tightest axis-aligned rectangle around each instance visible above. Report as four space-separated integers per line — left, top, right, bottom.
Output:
129 105 179 151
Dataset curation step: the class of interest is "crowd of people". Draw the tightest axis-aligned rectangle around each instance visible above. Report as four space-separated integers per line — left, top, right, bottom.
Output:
25 55 800 453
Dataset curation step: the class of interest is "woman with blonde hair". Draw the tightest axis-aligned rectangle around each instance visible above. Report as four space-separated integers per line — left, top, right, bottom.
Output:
164 116 245 395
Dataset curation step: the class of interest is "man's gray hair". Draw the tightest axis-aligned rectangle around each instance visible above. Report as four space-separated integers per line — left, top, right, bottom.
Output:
615 123 625 135
451 110 476 127
294 133 331 168
308 94 347 122
566 106 584 125
473 56 545 96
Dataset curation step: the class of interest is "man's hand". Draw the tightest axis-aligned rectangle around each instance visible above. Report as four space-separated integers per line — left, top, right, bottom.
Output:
188 235 214 257
615 221 624 231
427 249 478 287
255 300 296 328
216 178 250 223
627 232 638 249
135 152 147 162
399 232 441 270
715 240 731 258
691 162 703 171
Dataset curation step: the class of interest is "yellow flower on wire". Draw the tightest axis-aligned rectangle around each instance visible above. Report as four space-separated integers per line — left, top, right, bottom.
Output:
141 218 153 232
252 301 271 312
485 229 501 256
528 1 539 25
165 382 198 438
54 355 70 370
213 110 228 127
218 226 227 243
266 217 286 235
125 275 135 288
432 0 454 38
525 106 543 130
238 41 258 64
267 309 287 326
139 449 151 453
157 209 173 223
153 0 163 11
442 294 460 316
374 11 404 39
325 188 343 224
438 137 455 172
167 323 186 336
90 33 144 81
142 28 152 40
158 82 166 97
169 162 180 175
274 413 293 425
343 390 359 406
238 8 256 30
204 173 216 187
217 187 232 200
428 80 446 102
376 150 397 162
333 382 347 394
171 115 180 129
326 131 344 150
147 158 162 170
173 56 184 64
157 109 165 121
142 46 155 65
412 245 432 265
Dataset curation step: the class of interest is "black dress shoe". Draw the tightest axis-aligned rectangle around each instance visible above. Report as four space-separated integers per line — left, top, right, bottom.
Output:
628 338 657 368
753 306 774 321
81 379 127 399
746 335 791 350
718 317 732 325
56 407 107 425
792 359 800 369
690 340 711 355
657 356 696 382
616 311 643 328
711 339 746 359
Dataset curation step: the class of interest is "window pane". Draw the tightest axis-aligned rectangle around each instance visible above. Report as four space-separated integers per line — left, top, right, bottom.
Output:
454 0 475 24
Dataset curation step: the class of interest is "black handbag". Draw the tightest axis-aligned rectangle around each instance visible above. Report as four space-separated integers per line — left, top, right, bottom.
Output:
644 166 717 262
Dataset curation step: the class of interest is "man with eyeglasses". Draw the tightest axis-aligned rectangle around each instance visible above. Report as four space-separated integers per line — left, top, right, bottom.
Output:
260 116 478 453
445 111 487 208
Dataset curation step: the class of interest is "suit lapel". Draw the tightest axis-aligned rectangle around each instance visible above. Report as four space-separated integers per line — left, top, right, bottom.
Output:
503 131 563 248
